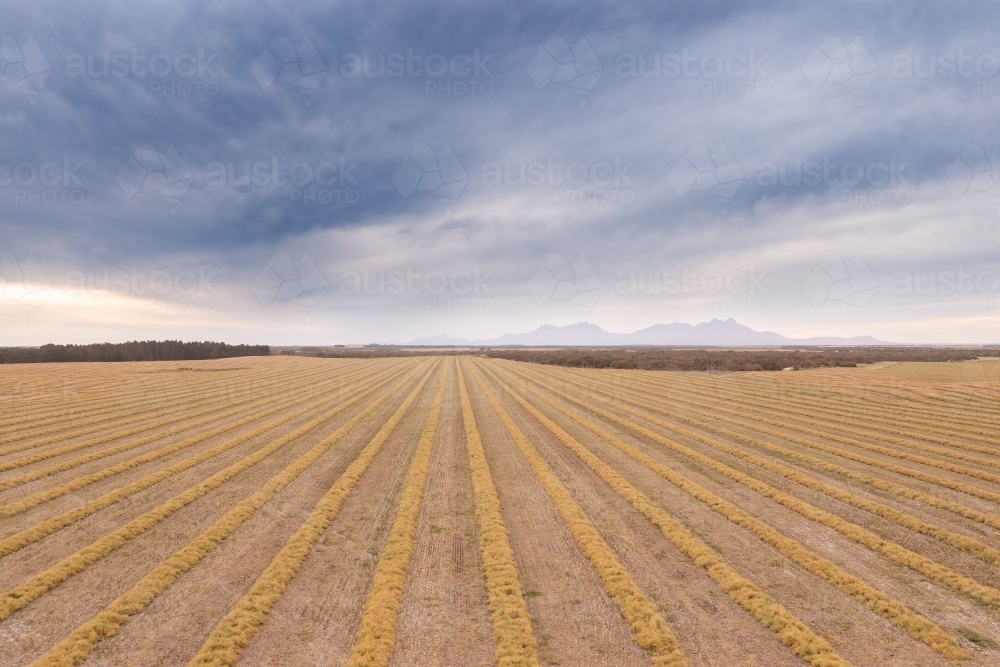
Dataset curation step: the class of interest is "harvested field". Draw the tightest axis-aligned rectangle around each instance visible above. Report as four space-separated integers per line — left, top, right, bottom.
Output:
2 356 1000 666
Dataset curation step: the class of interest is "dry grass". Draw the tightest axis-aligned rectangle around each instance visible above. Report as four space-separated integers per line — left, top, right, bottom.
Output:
0 363 402 517
472 366 690 667
0 365 352 491
478 363 857 667
662 390 1000 485
0 368 232 448
511 364 1000 624
456 359 539 667
516 364 1000 566
0 362 413 555
521 363 1000 534
492 364 966 660
342 372 446 667
3 356 998 666
24 361 437 667
0 364 418 622
183 361 440 667
633 366 1000 448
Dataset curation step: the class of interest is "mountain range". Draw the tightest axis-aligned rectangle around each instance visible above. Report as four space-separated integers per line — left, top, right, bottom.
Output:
404 318 891 347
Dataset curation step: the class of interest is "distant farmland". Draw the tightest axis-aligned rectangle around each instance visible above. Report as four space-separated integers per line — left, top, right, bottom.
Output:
1 355 999 666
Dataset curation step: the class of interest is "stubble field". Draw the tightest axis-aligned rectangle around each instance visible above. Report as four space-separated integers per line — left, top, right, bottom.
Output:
1 354 1000 667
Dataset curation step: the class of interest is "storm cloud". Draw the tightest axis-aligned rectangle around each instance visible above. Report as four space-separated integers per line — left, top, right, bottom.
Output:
1 1 998 344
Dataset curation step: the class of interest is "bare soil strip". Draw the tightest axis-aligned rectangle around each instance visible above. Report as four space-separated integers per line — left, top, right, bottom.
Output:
2 356 998 667
20 362 438 667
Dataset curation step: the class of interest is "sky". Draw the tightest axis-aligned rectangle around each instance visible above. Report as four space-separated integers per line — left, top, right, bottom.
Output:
1 0 999 345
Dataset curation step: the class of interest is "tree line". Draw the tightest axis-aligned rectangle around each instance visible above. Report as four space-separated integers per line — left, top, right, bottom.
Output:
0 341 270 364
483 347 1000 371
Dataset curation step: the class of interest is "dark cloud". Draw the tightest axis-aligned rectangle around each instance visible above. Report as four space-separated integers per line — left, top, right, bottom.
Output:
0 1 997 343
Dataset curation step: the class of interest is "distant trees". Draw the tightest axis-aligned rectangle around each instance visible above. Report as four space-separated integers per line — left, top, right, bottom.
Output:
0 341 270 364
484 347 1000 371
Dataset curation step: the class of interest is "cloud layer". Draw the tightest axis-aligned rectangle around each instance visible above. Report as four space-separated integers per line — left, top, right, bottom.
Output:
1 1 998 344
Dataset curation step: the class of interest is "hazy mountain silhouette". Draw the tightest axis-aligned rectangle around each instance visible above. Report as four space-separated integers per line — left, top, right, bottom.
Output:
405 318 891 346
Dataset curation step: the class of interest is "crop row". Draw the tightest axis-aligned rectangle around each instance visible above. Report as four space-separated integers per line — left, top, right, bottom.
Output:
455 360 539 667
0 357 380 457
24 361 439 667
0 361 416 558
0 369 217 435
0 358 314 440
185 362 441 667
0 359 365 468
643 372 1000 493
0 356 374 440
0 361 425 624
654 387 1000 505
635 372 1000 456
574 363 999 453
673 373 998 448
490 364 966 659
607 381 1000 566
472 366 690 667
0 377 213 446
614 373 1000 535
342 374 446 667
0 361 404 513
561 370 1000 540
506 365 1000 621
686 371 1000 439
476 363 851 667
524 363 1000 513
670 366 994 432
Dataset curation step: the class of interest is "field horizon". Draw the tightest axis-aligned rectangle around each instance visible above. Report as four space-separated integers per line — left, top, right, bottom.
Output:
2 355 999 666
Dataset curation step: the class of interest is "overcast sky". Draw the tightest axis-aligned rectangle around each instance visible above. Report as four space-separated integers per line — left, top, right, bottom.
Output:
1 0 998 344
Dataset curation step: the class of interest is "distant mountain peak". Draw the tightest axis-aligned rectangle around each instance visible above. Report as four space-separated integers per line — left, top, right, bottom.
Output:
404 319 892 346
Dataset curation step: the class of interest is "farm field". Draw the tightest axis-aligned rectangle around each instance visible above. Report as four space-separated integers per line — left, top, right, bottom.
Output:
1 355 1000 667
